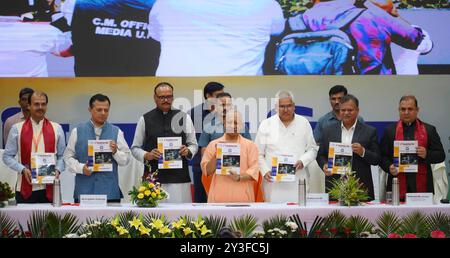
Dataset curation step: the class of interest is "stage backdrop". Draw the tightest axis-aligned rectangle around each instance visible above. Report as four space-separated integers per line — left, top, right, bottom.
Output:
0 75 449 201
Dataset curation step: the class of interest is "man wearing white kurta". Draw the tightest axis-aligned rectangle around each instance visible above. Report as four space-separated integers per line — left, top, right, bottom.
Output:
255 91 318 203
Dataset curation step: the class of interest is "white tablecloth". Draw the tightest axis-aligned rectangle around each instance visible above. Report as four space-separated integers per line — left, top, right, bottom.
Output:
2 203 449 228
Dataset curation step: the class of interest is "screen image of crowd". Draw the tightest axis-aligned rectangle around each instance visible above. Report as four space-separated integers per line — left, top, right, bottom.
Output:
277 163 296 175
164 149 181 161
95 152 113 164
400 153 419 165
0 0 448 77
334 155 353 167
222 155 240 167
37 164 56 176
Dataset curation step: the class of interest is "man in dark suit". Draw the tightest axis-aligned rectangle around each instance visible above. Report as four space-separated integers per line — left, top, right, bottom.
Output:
317 94 380 200
380 95 445 201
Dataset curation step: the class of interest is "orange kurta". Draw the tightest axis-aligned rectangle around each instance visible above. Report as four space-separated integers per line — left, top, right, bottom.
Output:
201 135 260 203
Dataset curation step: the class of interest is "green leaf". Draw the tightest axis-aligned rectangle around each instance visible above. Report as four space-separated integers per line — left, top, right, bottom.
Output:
424 212 450 237
0 211 19 238
376 211 402 238
203 215 227 238
399 211 428 237
345 215 374 237
230 215 257 238
322 210 347 237
26 210 49 238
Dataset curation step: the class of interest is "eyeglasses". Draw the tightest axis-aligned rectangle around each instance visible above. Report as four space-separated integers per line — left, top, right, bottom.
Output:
156 95 173 101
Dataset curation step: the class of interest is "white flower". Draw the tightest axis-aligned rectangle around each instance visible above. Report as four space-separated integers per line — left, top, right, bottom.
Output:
79 234 88 238
285 221 298 230
63 233 79 238
279 230 287 235
268 229 273 233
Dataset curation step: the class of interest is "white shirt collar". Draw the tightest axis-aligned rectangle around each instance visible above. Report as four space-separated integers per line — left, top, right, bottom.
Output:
341 119 357 131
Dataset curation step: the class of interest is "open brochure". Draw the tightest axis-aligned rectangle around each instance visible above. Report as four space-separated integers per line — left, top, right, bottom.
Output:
328 142 352 175
31 153 56 184
158 137 183 169
394 140 418 173
216 143 240 175
88 140 113 172
270 154 296 182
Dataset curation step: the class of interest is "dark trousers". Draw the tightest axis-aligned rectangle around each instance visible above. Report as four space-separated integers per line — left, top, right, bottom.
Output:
15 190 50 203
192 166 207 203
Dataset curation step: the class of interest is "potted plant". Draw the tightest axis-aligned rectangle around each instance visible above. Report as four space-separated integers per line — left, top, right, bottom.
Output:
0 181 15 208
128 170 168 207
328 171 369 206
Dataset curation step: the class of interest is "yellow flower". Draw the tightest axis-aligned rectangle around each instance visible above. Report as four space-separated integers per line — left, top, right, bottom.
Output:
159 226 172 235
138 186 146 192
150 219 164 230
148 183 155 189
151 192 157 198
183 227 193 236
116 226 129 236
171 219 186 229
155 189 160 195
139 225 151 236
192 219 205 229
129 217 142 230
110 216 119 227
137 193 144 199
200 225 212 236
144 190 151 196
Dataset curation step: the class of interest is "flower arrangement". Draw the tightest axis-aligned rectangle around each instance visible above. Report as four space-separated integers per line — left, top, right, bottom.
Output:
171 216 213 238
328 170 369 206
62 212 213 238
0 181 15 205
1 210 448 238
129 170 168 207
255 215 299 238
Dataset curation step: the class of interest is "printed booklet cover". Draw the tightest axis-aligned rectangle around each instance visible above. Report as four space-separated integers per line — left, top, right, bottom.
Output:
88 140 113 172
328 142 352 175
216 143 240 175
158 137 183 169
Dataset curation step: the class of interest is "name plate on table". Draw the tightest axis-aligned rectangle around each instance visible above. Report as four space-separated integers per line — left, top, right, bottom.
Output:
405 193 433 206
306 193 329 206
80 195 107 207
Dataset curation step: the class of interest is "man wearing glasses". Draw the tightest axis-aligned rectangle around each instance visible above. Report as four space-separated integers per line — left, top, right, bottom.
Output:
255 90 318 202
131 82 198 203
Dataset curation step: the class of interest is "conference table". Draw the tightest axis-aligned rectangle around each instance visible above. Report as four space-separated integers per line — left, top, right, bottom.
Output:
2 202 449 228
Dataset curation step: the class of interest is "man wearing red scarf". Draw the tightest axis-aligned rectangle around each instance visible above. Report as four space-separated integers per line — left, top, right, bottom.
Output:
380 95 445 201
3 91 66 203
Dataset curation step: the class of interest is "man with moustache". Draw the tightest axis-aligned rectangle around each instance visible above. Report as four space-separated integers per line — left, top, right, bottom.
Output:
313 85 364 144
131 82 198 203
316 94 380 200
380 95 445 201
3 91 66 203
64 94 131 203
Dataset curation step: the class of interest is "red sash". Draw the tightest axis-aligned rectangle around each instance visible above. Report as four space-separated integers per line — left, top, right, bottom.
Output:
394 119 428 199
20 118 56 201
